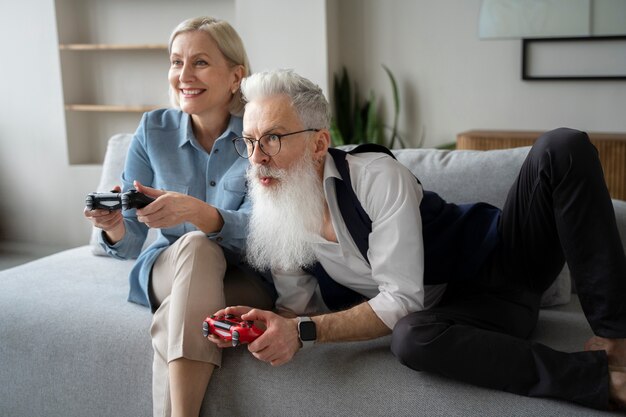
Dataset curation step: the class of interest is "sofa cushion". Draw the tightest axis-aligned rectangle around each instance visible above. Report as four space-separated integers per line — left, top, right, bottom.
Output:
392 146 530 209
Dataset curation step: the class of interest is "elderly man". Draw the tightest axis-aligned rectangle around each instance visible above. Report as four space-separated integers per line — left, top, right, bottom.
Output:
207 69 626 410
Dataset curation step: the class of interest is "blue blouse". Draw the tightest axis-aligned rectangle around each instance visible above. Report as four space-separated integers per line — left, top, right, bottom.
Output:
99 109 250 307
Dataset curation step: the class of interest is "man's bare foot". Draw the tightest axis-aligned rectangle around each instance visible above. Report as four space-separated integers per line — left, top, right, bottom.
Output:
609 366 626 410
584 336 626 366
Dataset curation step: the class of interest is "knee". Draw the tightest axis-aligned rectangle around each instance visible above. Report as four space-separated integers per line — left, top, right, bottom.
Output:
534 128 595 161
391 313 452 371
179 231 225 258
178 230 214 248
532 128 598 179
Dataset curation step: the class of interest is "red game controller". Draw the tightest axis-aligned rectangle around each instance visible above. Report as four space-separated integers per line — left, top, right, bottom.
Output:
203 314 264 347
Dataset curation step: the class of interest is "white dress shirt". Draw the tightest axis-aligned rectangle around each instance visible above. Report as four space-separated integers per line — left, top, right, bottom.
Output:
272 151 447 329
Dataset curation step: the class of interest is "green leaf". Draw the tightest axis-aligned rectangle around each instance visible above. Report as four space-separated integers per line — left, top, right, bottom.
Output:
334 67 353 142
354 100 367 144
382 64 400 149
331 65 410 148
365 91 382 144
330 120 345 146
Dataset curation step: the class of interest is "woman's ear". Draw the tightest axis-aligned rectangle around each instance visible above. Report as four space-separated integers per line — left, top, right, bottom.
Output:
230 64 245 93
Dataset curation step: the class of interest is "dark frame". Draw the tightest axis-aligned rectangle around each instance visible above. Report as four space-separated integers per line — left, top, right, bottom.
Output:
522 35 626 81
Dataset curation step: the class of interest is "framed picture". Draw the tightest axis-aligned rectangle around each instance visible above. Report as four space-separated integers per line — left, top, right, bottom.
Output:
522 35 626 80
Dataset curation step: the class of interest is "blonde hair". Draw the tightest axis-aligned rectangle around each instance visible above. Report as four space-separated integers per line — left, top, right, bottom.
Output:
168 16 251 115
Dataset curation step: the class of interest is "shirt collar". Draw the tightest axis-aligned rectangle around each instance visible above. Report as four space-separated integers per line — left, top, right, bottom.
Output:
177 112 243 148
322 151 342 201
323 150 342 181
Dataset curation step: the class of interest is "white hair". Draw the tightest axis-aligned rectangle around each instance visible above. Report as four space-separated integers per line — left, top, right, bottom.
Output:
245 149 325 271
240 69 331 130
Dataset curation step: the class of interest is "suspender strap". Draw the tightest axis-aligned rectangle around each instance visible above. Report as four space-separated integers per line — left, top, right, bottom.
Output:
303 263 366 311
305 145 396 311
327 147 373 263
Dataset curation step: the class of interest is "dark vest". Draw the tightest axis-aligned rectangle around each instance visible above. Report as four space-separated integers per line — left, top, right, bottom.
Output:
305 144 501 311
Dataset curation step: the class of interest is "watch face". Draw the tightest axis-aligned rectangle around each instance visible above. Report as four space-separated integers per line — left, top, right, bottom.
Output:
299 321 317 341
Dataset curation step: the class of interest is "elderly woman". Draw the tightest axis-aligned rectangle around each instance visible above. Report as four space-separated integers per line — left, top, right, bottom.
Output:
84 17 273 417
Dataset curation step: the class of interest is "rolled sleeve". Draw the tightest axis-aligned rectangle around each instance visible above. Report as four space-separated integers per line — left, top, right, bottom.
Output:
356 155 426 329
368 293 412 330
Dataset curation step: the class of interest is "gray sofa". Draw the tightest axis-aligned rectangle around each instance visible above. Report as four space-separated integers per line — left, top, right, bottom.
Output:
1 133 625 417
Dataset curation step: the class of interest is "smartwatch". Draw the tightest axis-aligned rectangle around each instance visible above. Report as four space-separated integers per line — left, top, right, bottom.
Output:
297 316 317 348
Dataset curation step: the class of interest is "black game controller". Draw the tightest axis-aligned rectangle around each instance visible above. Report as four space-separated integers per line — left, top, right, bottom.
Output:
85 191 123 211
121 189 155 210
85 189 154 211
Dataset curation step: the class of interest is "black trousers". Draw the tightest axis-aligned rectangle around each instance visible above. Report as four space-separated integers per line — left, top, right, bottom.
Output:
391 128 626 409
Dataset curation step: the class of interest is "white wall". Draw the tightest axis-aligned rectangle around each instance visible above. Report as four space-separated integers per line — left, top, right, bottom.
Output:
1 0 625 249
235 0 330 94
0 0 96 249
0 0 330 249
336 0 626 147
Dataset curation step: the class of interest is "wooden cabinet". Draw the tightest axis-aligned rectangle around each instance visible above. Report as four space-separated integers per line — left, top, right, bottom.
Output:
457 130 626 201
54 0 232 164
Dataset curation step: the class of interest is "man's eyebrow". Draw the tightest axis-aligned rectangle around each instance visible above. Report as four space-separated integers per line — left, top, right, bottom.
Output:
241 126 285 137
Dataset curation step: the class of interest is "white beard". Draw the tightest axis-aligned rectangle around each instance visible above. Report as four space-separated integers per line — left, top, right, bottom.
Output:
246 153 325 271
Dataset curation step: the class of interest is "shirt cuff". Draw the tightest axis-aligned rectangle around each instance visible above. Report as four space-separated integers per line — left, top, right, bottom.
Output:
367 292 413 330
97 227 141 260
213 208 247 240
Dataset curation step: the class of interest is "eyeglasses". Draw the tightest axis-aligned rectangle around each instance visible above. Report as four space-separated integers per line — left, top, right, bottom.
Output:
232 129 320 158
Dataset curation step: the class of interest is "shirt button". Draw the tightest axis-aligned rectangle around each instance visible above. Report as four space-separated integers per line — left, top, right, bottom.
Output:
213 148 219 154
210 181 216 187
216 237 223 242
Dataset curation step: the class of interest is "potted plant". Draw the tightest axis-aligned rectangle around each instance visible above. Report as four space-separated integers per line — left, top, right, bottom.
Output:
330 65 412 148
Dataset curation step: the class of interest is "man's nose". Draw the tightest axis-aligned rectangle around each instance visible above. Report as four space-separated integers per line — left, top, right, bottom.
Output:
249 142 269 165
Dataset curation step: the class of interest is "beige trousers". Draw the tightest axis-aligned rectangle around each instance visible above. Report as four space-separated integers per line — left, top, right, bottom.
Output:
150 231 273 417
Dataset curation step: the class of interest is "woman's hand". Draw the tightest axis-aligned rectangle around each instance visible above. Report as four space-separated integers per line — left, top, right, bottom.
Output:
134 181 223 233
133 181 199 229
83 185 125 244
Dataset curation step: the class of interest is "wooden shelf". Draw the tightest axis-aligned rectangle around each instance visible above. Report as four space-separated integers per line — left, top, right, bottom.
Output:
65 104 162 112
53 0 212 164
59 44 168 51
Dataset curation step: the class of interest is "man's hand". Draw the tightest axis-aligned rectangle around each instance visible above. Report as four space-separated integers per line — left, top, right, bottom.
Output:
206 303 391 367
243 309 301 366
205 306 301 366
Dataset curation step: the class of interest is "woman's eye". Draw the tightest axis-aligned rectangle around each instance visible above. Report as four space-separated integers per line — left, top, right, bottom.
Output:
170 59 183 66
194 60 208 66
